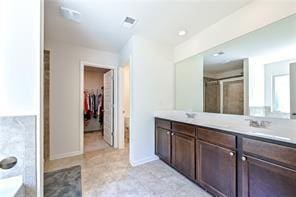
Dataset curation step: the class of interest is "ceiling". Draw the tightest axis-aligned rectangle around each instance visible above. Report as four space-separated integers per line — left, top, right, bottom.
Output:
204 59 243 75
45 0 251 53
203 14 296 74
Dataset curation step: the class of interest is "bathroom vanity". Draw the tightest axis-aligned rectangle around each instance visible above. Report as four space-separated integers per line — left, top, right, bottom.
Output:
155 112 296 197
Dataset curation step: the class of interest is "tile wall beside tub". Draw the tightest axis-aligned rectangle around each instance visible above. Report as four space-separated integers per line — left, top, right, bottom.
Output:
0 116 36 196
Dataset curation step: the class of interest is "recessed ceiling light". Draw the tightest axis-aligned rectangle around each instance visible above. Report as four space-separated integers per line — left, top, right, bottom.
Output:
213 51 224 56
178 30 187 36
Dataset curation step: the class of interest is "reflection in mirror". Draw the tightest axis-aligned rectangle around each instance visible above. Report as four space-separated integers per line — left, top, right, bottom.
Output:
175 14 296 119
204 55 245 115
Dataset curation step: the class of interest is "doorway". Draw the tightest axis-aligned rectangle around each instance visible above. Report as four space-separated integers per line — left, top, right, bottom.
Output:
80 62 118 153
122 65 130 147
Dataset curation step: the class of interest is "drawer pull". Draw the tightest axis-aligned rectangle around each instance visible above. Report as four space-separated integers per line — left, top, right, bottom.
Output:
229 152 234 157
166 131 170 135
171 133 175 136
241 156 247 161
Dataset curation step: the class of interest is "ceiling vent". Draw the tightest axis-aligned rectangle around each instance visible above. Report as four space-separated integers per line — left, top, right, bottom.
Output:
122 16 137 29
59 6 81 23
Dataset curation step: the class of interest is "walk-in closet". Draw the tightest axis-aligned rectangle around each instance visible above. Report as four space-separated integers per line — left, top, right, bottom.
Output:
83 66 111 152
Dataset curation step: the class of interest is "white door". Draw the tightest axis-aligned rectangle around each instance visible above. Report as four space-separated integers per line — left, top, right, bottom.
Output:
290 63 296 119
103 70 114 145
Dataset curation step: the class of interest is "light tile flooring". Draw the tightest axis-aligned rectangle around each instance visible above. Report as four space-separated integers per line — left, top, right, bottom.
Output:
84 131 110 152
45 141 210 196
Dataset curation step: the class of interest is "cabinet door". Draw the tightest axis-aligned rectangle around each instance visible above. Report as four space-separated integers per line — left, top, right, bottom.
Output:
197 140 236 197
155 127 171 163
172 132 195 180
241 155 296 197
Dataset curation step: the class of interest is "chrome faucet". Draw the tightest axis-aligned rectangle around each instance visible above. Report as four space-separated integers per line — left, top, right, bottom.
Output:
185 113 196 119
245 119 271 128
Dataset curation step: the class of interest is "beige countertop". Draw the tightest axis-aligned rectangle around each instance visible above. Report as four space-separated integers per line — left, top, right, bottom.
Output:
155 111 296 145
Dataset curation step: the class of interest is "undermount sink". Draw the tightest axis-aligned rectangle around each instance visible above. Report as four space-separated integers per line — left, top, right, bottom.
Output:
251 132 291 141
0 175 23 197
203 123 231 129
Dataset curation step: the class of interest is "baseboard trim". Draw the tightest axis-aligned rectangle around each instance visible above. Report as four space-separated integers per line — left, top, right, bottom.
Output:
130 155 159 166
50 150 82 160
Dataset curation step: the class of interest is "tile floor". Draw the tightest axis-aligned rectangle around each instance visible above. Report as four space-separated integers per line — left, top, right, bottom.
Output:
84 131 110 152
45 141 210 196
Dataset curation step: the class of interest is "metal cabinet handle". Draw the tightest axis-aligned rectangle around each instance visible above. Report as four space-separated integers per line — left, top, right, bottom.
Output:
229 152 234 156
166 131 170 135
241 156 247 161
171 133 175 136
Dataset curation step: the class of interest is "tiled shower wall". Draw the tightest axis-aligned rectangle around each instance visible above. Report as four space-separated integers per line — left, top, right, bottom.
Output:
204 77 244 115
0 116 36 196
204 77 220 113
223 80 244 115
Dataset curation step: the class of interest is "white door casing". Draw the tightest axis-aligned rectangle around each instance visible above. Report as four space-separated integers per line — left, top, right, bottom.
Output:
104 70 114 145
290 63 296 119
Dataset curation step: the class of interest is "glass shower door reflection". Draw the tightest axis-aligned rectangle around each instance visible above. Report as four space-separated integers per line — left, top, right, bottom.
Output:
222 79 244 115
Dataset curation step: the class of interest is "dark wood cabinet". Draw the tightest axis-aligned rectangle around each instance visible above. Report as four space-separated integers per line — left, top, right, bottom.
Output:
172 132 195 180
155 119 171 164
155 118 296 197
197 140 236 197
241 138 296 197
155 127 171 164
241 155 296 197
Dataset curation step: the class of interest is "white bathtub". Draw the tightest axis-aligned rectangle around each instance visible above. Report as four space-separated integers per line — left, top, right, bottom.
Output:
0 175 23 197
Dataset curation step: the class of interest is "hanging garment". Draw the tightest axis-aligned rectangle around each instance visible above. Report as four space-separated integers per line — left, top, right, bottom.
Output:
93 94 98 118
89 93 94 113
99 93 104 125
84 92 89 113
84 92 91 121
98 94 102 109
84 89 103 123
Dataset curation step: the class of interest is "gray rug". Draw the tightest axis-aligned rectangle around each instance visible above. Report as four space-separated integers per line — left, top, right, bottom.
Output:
44 165 82 197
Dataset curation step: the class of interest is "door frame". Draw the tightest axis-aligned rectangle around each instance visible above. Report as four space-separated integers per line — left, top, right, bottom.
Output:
79 61 119 153
290 62 296 119
118 56 132 151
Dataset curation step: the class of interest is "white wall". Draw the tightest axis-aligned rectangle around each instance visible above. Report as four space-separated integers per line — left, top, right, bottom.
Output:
124 36 175 165
0 0 42 195
45 40 118 159
0 0 41 116
175 54 204 111
175 1 296 62
264 60 291 107
84 70 104 91
249 58 265 107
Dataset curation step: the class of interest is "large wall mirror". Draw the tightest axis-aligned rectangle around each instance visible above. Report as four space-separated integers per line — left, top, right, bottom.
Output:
176 14 296 119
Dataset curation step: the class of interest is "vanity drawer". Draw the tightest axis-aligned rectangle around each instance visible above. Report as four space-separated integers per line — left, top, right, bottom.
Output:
172 122 196 137
155 119 171 130
243 138 296 169
197 128 236 149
